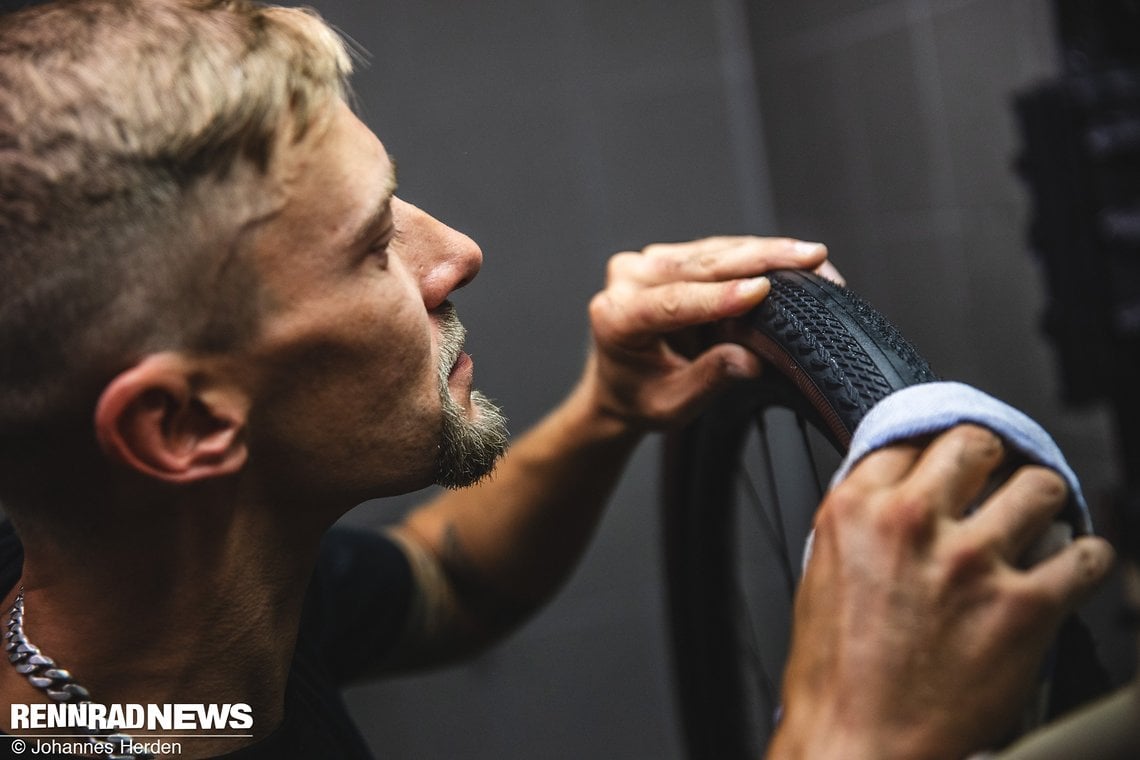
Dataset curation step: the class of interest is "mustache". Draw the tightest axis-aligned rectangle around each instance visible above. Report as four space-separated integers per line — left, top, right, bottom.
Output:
437 301 467 379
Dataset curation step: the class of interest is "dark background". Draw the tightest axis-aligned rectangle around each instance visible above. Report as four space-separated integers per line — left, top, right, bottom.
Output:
2 1 1133 758
319 2 1132 758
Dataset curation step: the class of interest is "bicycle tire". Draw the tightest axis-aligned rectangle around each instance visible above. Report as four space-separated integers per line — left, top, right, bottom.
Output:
662 269 938 759
661 269 1109 759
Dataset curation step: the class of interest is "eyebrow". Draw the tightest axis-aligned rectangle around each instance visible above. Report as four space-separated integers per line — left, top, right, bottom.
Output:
347 156 399 250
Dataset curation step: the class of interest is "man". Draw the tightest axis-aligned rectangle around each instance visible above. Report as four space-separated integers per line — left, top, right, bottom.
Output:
0 1 1114 759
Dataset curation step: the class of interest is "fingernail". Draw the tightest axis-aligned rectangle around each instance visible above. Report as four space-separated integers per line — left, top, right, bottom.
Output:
737 276 769 297
726 360 757 379
794 241 825 255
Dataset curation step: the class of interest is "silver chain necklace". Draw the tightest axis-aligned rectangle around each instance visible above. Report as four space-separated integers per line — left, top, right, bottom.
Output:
6 586 154 760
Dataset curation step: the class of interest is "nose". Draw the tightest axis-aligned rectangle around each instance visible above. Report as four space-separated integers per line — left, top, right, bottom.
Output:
392 197 483 310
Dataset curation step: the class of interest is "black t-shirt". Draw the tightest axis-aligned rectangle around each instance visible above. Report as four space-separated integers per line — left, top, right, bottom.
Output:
0 520 414 759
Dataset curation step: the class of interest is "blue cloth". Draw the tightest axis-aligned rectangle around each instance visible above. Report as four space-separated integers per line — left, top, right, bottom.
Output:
829 381 1092 534
803 381 1093 573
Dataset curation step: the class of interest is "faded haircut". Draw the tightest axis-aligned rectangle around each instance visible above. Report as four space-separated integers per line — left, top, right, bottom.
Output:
0 0 352 438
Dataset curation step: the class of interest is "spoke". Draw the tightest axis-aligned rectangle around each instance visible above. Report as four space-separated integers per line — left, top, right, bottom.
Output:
737 469 784 558
739 417 796 598
755 414 795 598
738 473 795 597
732 577 779 736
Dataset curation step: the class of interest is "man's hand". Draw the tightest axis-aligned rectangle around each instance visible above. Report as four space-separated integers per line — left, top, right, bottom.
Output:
770 425 1115 759
584 236 836 430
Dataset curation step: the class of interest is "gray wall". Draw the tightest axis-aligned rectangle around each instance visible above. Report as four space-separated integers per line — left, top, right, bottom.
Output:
749 0 1118 492
327 2 762 757
309 1 1130 758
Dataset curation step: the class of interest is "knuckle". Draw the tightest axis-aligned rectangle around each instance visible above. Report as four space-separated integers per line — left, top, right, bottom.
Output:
1012 466 1068 504
588 291 609 318
606 252 640 284
701 357 734 391
881 489 937 543
697 252 720 273
817 482 868 526
638 390 677 426
951 424 1004 460
660 257 684 277
656 289 684 318
811 499 842 538
588 292 618 329
941 540 991 585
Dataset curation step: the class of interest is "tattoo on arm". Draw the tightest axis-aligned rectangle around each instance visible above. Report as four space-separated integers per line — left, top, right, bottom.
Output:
378 523 537 672
378 527 468 671
440 523 480 592
439 522 539 625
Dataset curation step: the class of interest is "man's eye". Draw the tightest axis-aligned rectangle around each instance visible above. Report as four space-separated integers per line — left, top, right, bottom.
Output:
369 231 394 268
370 244 389 269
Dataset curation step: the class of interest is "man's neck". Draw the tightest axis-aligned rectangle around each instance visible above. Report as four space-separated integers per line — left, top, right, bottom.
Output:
0 495 329 758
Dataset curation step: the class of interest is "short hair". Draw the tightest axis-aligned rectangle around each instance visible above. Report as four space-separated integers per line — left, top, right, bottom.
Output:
0 0 352 439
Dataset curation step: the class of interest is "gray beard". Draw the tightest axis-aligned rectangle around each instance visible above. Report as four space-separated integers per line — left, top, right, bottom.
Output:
434 305 508 489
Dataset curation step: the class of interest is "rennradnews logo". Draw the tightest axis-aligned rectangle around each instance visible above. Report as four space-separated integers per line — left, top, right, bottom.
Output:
11 703 253 731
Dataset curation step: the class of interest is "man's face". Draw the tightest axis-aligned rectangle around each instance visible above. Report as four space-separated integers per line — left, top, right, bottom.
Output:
240 102 506 508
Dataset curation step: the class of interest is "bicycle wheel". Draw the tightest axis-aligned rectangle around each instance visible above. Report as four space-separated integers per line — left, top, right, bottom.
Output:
662 269 938 759
661 270 1112 759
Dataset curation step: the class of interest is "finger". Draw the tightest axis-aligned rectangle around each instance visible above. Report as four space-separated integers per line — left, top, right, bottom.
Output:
595 277 771 340
1021 535 1114 614
901 425 1006 518
624 237 827 287
814 260 846 286
837 442 925 491
965 465 1069 561
657 344 763 421
706 342 763 380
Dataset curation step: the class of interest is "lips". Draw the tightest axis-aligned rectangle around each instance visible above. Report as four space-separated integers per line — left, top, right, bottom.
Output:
435 303 472 393
449 350 472 379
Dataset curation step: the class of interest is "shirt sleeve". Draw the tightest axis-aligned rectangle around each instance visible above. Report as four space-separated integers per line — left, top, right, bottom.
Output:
298 525 414 685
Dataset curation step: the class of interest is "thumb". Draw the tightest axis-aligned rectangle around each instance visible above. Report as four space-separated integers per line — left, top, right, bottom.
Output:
663 343 761 422
696 342 762 382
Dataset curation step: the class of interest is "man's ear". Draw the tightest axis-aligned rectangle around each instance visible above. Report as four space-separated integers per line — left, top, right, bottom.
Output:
94 353 250 483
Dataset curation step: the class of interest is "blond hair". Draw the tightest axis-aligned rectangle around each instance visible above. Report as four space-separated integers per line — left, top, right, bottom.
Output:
0 0 352 436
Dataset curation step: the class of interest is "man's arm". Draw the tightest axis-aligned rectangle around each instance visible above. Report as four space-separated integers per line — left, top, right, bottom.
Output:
769 425 1115 759
379 236 833 669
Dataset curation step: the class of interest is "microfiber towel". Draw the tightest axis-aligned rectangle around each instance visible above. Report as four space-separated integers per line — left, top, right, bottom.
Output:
830 381 1092 534
804 382 1093 572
